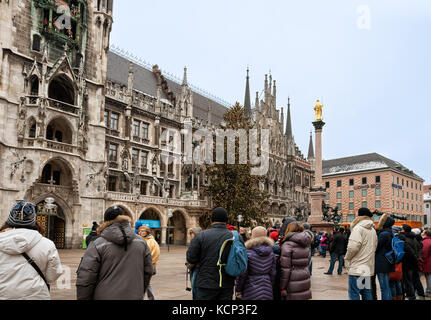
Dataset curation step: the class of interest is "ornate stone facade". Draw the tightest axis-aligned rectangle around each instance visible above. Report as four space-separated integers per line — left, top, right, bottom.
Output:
0 0 313 249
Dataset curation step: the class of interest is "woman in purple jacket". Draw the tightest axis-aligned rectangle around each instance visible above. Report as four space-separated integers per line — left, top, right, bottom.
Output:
280 222 312 300
235 226 276 300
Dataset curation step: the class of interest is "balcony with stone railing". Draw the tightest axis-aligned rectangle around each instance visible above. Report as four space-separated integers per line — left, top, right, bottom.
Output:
47 98 79 115
45 140 76 154
106 191 208 208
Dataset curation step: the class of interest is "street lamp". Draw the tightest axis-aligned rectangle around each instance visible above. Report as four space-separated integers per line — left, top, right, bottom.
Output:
44 197 57 240
167 208 173 252
237 214 243 234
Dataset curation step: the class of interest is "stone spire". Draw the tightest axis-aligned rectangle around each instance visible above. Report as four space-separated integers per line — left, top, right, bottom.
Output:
244 68 251 117
285 97 293 139
280 107 284 132
182 66 188 86
308 131 315 159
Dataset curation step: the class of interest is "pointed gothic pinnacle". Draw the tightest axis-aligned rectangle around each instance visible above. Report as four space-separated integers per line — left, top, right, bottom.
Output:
63 43 69 56
182 66 188 86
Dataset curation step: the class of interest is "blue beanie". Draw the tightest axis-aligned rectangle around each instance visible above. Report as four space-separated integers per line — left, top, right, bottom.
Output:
8 201 37 228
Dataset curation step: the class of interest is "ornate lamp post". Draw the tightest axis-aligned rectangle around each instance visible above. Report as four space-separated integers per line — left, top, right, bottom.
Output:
167 208 173 252
44 197 57 240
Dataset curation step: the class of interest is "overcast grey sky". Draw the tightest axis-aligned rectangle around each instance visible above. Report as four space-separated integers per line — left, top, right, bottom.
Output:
110 0 431 184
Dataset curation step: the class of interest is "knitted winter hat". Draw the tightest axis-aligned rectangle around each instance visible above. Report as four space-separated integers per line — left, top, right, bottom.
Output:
8 201 37 228
211 207 228 223
104 206 125 222
270 231 279 241
358 207 373 218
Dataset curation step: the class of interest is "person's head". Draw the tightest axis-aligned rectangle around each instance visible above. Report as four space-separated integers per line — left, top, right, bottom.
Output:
104 206 125 222
211 207 228 224
358 207 373 218
138 226 152 237
334 226 340 233
412 228 422 236
303 223 311 231
251 226 267 239
189 227 202 240
91 221 99 231
339 227 345 233
402 224 412 233
270 231 279 242
285 221 304 235
424 230 431 238
6 201 37 229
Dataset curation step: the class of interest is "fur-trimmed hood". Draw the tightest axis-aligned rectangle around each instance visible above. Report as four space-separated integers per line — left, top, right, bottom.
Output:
97 215 135 246
377 214 395 231
351 216 374 230
245 236 274 250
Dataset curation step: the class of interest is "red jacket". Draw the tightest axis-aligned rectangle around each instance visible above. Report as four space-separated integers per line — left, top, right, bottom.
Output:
422 237 431 274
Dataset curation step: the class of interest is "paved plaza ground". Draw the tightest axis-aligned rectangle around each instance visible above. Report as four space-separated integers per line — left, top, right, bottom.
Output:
51 246 430 301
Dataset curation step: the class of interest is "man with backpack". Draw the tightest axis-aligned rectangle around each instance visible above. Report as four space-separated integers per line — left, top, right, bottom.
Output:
325 227 347 275
186 207 246 300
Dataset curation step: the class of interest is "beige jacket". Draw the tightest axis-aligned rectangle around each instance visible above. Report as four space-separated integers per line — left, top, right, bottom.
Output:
344 216 378 277
144 234 160 267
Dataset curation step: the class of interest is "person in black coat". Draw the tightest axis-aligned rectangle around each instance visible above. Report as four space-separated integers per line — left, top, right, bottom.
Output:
373 214 395 300
186 208 236 300
325 227 347 275
85 222 99 248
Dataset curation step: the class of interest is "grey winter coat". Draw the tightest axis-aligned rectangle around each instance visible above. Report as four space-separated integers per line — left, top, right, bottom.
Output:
235 236 276 300
280 231 312 300
76 216 154 300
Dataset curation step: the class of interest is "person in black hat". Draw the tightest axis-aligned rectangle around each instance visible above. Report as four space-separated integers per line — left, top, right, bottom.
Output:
76 206 154 300
186 207 237 300
85 221 100 248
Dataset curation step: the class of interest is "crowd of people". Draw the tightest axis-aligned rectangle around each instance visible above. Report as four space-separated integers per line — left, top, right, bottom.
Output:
0 201 430 301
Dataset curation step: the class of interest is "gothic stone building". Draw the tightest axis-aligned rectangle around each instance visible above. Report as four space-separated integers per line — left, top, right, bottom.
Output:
0 0 313 249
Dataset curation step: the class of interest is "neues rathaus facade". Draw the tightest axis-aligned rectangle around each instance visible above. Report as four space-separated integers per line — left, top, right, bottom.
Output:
0 0 314 248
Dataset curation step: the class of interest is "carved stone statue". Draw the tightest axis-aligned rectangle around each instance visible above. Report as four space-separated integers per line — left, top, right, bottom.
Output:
314 99 323 121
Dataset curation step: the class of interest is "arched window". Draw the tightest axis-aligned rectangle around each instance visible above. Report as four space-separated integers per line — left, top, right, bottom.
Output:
30 76 39 96
32 34 41 52
46 117 73 144
40 159 73 186
28 117 37 138
48 75 75 105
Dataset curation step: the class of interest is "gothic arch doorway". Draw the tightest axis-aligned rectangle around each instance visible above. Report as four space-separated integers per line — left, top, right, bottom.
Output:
35 200 66 249
168 210 187 245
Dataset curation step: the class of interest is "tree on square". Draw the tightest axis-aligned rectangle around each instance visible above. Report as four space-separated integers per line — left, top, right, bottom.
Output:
203 102 269 228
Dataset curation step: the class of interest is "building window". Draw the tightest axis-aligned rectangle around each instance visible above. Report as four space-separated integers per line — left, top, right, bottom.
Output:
416 194 418 201
402 179 404 186
415 183 417 190
375 188 381 196
325 181 330 188
362 177 367 185
349 179 354 186
349 202 354 210
397 177 399 185
406 180 409 188
407 214 410 220
397 201 399 209
337 180 342 188
375 176 381 183
108 176 117 192
133 120 140 137
426 204 430 209
402 203 404 210
420 185 422 191
397 189 400 197
376 200 381 209
337 192 342 199
110 113 119 130
406 192 409 199
362 189 367 197
402 190 404 198
32 34 42 52
104 111 109 127
407 203 409 211
140 181 147 195
109 144 118 162
347 214 355 222
392 188 395 196
349 190 354 198
141 151 148 168
325 193 330 200
142 122 149 140
392 200 395 209
132 149 139 167
362 201 368 208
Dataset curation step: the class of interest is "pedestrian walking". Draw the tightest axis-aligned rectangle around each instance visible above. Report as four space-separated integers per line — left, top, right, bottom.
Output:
235 226 276 300
320 233 329 258
344 208 378 301
422 229 431 297
399 224 425 300
187 227 202 300
389 225 404 300
0 201 63 300
325 227 347 275
138 226 160 300
374 214 396 300
303 223 315 276
280 221 313 300
85 221 99 248
76 206 154 300
317 231 323 256
186 207 237 300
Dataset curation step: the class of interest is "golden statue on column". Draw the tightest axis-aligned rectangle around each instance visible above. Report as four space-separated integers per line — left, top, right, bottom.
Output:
314 99 323 121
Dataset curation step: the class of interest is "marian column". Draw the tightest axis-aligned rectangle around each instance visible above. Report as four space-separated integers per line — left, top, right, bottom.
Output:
308 100 332 233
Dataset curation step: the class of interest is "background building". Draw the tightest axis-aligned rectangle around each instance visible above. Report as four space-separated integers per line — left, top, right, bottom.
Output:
322 153 425 224
424 185 431 228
